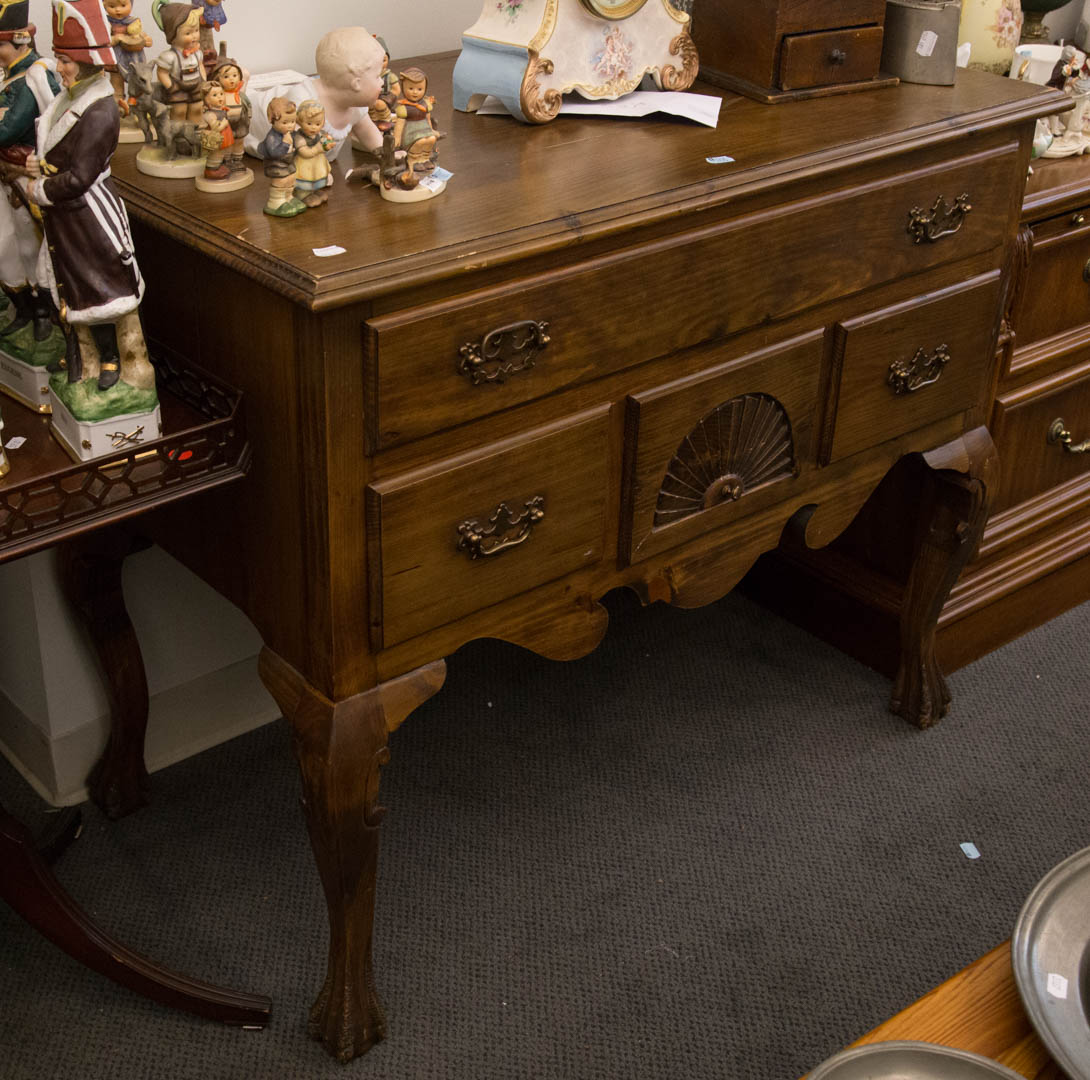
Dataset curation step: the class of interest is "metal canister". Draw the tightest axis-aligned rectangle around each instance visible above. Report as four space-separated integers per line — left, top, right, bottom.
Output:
881 0 963 85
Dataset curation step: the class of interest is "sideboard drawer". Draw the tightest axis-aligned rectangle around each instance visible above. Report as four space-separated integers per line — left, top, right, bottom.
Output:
622 330 824 564
366 407 610 649
824 271 1002 463
779 26 884 91
1014 206 1090 349
992 353 1090 512
365 144 1019 451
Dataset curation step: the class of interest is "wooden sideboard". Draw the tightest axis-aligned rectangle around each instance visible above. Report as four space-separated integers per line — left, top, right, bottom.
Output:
108 57 1063 1060
746 151 1090 675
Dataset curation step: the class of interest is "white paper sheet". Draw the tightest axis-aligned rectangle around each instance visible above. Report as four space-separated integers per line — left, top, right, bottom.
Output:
476 92 722 128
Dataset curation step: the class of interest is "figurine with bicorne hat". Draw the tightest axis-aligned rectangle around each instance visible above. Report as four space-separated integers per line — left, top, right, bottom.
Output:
24 0 161 462
0 0 64 410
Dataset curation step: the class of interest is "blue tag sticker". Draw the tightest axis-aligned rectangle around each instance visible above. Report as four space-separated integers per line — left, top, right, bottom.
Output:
960 841 981 860
431 166 454 181
706 155 735 165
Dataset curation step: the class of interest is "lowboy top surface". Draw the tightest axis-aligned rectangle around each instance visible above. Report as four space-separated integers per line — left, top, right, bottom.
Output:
110 55 1062 308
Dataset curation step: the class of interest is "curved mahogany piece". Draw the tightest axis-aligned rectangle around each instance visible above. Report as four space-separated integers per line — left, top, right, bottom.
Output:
57 528 151 820
0 803 272 1026
259 649 447 1062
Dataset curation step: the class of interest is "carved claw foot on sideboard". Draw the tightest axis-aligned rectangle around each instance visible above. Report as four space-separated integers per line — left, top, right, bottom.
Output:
57 528 152 819
258 648 446 1062
891 427 997 729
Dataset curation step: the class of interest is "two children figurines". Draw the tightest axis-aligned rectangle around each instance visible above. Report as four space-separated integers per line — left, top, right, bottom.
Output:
262 98 333 216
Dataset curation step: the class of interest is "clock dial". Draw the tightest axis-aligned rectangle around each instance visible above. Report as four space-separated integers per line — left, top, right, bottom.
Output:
578 0 649 19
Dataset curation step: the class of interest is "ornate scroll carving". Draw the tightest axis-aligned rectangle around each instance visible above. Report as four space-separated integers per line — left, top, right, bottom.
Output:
660 32 699 91
520 53 562 124
888 345 950 395
907 193 972 244
457 320 550 385
654 394 796 528
457 495 545 559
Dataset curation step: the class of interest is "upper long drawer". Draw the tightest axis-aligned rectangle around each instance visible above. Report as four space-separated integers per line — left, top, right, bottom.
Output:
364 143 1022 451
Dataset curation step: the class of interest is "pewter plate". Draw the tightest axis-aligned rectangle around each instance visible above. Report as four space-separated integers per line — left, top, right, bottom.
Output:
1012 843 1090 1080
809 1040 1026 1079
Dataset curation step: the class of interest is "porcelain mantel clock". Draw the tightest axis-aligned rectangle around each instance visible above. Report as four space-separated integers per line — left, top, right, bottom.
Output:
452 0 697 123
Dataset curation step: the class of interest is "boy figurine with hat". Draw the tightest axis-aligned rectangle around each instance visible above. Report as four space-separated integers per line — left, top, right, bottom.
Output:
0 0 60 351
25 0 159 459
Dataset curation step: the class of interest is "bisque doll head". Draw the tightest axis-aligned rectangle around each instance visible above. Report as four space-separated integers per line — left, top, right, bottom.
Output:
314 26 384 106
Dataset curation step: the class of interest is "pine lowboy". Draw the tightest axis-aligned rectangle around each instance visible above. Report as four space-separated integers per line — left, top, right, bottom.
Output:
110 57 1063 1061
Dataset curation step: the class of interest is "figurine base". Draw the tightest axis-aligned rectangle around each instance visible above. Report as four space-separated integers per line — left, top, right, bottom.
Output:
135 146 207 178
194 167 255 193
48 379 162 462
0 347 55 413
118 123 146 144
1042 133 1090 157
368 168 447 203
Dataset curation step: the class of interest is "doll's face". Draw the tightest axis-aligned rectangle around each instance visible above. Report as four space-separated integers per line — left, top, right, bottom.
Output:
403 78 426 103
216 65 241 91
104 0 132 18
204 83 225 108
272 110 296 134
54 53 80 87
299 111 325 137
175 21 200 49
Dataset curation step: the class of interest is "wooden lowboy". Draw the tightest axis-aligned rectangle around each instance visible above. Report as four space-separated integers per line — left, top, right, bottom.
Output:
108 57 1063 1061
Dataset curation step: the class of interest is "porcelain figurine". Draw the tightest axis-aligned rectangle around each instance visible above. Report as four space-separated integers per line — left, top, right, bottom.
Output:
365 35 399 135
197 78 231 175
0 0 64 410
244 26 385 162
1043 62 1090 157
292 99 334 207
27 0 159 461
104 0 151 143
154 2 205 123
210 55 250 175
192 0 225 68
261 96 305 217
0 404 9 477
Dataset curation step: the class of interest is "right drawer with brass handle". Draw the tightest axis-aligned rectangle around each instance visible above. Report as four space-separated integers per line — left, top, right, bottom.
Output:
364 143 1021 452
991 352 1090 513
822 270 1002 463
365 406 610 650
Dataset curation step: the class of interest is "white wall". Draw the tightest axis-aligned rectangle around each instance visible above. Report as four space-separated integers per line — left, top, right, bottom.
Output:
25 1 483 72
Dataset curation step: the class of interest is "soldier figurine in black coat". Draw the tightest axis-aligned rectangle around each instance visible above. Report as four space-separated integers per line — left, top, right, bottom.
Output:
27 0 155 405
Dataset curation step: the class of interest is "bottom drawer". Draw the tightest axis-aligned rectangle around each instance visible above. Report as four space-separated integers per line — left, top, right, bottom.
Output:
992 353 1090 513
367 406 610 649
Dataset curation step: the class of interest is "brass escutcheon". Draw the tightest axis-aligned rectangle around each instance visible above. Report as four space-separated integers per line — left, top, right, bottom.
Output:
888 345 950 395
907 193 972 244
458 320 551 386
1048 418 1090 454
456 495 545 559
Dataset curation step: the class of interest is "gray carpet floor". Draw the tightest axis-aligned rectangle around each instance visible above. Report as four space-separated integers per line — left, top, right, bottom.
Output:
2 588 1088 1080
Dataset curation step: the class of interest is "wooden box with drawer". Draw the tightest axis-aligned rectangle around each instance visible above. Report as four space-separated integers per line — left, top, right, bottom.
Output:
694 0 897 103
105 58 1062 1062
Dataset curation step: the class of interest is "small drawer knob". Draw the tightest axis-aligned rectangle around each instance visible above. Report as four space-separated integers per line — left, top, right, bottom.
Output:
829 49 847 65
1072 213 1086 227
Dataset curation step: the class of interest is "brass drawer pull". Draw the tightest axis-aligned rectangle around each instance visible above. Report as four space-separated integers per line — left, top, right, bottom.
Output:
1048 418 1090 454
907 194 972 244
887 344 950 395
456 495 545 559
1073 213 1087 226
1083 258 1090 284
457 320 550 386
829 49 847 65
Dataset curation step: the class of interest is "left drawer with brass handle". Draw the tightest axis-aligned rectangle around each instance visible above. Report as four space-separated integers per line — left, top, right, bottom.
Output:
365 407 610 650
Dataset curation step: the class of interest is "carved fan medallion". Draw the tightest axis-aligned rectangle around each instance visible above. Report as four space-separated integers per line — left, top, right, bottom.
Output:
654 393 796 528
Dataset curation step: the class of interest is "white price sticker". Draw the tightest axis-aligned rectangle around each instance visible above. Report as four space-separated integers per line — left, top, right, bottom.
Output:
4 436 26 450
312 245 347 258
959 842 981 860
917 30 939 58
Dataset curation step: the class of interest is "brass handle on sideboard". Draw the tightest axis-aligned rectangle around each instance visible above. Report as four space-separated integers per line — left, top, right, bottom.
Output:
888 344 950 395
456 495 545 559
907 194 972 244
1048 418 1090 454
457 320 550 386
1082 258 1090 283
